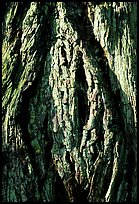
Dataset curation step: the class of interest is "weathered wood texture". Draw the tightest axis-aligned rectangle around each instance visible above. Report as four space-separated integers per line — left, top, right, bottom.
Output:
2 2 137 202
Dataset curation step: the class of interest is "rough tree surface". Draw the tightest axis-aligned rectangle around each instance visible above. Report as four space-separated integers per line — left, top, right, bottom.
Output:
2 2 137 202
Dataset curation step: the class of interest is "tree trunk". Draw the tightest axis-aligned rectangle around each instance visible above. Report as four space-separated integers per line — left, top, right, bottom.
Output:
2 2 137 202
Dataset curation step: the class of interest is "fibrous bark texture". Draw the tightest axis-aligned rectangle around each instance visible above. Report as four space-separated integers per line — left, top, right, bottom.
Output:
2 2 137 202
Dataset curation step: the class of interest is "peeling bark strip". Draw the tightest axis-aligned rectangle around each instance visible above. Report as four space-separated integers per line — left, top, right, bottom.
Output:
2 2 137 202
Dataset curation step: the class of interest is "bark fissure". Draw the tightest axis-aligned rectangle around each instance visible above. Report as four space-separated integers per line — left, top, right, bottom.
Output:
2 2 137 202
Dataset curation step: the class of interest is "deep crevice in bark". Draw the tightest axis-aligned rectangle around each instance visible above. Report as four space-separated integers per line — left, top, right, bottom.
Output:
75 51 89 130
55 172 70 202
2 2 137 202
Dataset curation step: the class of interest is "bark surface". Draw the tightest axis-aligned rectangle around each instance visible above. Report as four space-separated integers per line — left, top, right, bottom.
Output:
2 2 137 202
